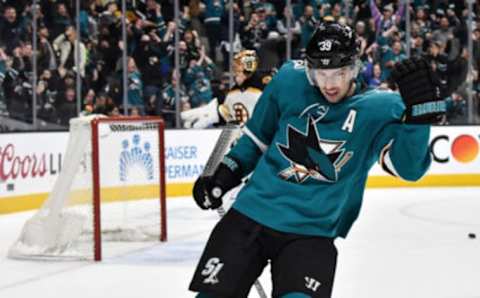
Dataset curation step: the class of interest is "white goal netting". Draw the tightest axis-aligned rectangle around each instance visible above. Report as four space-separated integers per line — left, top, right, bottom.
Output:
8 115 166 261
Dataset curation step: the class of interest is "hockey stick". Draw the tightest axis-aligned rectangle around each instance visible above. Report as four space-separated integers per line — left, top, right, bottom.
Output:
201 124 268 298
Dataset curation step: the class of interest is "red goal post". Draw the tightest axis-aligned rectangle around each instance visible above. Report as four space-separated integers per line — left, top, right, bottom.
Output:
91 116 167 261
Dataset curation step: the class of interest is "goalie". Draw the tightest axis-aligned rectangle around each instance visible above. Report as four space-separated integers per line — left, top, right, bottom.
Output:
181 50 267 128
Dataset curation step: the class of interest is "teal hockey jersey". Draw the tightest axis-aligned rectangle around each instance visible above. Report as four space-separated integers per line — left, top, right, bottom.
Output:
226 60 431 238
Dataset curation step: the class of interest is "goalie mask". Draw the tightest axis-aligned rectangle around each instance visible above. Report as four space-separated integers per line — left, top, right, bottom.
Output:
233 50 258 78
305 21 360 103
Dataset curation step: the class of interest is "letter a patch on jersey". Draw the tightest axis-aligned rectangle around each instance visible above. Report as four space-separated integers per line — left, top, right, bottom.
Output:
277 117 353 183
342 109 357 133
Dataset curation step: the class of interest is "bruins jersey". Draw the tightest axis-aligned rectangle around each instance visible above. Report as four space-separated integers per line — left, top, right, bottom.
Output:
218 72 271 125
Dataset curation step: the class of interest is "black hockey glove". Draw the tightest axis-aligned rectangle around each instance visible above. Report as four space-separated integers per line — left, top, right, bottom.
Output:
193 158 242 210
390 57 446 124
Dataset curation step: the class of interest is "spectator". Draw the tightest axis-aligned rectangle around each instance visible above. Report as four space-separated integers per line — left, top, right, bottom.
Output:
144 0 167 39
83 88 96 113
381 39 407 79
219 2 243 70
203 0 224 59
276 5 301 52
133 33 167 115
241 11 269 50
445 92 467 124
299 5 317 50
0 48 8 115
0 6 25 53
93 92 116 116
99 1 120 28
50 3 72 40
53 25 87 77
413 6 432 38
370 0 405 40
36 69 59 122
188 72 213 108
431 16 455 50
367 63 384 88
473 28 480 71
185 46 214 108
183 29 202 62
37 25 57 73
161 71 189 127
126 57 144 115
355 20 371 58
57 87 77 125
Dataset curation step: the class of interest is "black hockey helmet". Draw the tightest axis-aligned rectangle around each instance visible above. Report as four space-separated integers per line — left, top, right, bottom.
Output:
305 21 359 69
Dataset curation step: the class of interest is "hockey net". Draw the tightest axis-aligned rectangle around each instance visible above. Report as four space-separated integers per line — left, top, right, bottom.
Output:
8 115 166 261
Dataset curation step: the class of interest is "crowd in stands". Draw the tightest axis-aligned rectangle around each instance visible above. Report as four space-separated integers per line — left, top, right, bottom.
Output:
0 0 478 128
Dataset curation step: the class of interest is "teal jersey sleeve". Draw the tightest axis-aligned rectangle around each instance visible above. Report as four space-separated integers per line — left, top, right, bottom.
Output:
372 123 431 181
366 90 432 181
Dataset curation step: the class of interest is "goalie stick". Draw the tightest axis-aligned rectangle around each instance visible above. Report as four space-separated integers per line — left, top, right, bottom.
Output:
200 123 267 298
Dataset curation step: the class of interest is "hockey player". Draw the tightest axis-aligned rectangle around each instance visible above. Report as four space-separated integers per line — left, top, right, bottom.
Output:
190 21 445 298
181 49 267 128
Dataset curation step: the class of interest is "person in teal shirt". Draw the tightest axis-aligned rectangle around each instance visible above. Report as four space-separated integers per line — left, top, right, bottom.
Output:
127 57 144 114
190 21 446 298
381 39 407 79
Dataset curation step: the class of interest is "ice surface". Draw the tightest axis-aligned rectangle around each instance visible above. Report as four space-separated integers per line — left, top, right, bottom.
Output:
1 187 480 298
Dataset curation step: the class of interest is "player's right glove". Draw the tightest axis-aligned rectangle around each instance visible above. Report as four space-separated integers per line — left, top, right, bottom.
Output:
192 158 242 210
390 57 446 124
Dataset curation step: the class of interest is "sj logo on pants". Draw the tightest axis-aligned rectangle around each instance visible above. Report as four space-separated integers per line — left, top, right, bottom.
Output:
201 257 224 284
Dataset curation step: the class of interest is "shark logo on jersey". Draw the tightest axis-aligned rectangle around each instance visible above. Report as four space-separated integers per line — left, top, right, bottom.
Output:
277 117 353 183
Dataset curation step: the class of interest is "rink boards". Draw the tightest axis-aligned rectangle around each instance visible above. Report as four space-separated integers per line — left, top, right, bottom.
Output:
1 126 479 214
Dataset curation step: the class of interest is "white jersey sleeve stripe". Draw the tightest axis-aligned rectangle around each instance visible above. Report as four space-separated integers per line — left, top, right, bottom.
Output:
379 140 400 177
382 148 401 177
243 126 268 153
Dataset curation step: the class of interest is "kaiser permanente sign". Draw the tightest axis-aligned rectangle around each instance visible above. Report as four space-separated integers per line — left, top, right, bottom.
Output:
0 126 479 213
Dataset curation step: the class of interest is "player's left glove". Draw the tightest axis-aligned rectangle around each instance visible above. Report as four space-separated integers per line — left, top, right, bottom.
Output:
192 158 242 210
390 57 446 124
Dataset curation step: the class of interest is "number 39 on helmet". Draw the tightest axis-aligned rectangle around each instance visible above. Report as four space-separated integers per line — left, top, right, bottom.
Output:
305 21 359 69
